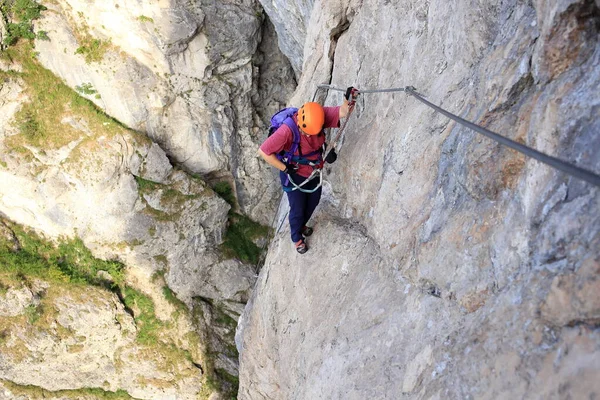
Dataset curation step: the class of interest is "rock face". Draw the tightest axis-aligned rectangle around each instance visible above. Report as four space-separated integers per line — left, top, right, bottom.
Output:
0 278 203 399
0 70 248 304
1 0 299 394
238 0 600 398
258 0 315 77
31 0 295 224
0 12 259 395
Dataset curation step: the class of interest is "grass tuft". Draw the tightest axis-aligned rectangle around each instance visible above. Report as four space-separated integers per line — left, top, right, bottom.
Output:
75 82 97 95
0 219 125 287
74 36 110 64
220 213 269 265
1 41 141 152
212 181 235 207
0 380 137 399
121 286 164 346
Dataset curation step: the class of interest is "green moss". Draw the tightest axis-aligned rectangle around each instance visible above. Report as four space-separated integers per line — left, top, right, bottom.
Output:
137 15 154 23
215 368 239 394
134 176 201 222
192 299 240 399
150 269 165 283
213 305 237 329
162 285 186 311
160 188 198 208
220 212 269 265
142 206 174 222
134 176 159 194
209 181 270 264
212 181 235 207
153 255 167 268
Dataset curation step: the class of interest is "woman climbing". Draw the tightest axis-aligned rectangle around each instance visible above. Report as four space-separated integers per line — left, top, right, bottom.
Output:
258 87 357 254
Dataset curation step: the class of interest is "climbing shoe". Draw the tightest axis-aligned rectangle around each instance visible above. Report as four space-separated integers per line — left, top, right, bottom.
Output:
295 239 308 254
302 226 314 237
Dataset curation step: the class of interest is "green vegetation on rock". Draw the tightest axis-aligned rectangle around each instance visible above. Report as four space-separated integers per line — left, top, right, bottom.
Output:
0 0 47 46
121 286 164 346
0 219 210 396
134 176 203 222
75 82 97 95
210 181 270 265
194 297 240 399
212 181 236 208
137 15 154 24
1 42 147 151
0 380 137 400
74 36 110 64
221 212 269 265
0 219 124 287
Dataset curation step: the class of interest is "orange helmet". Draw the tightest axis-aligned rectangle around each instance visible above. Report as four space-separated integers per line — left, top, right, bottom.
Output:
298 102 324 135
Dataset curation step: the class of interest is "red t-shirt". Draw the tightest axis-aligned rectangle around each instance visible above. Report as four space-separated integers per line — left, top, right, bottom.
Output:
260 106 341 178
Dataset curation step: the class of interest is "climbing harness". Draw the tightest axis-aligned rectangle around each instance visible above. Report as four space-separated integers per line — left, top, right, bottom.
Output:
267 106 326 193
315 85 600 188
287 89 359 192
284 168 323 193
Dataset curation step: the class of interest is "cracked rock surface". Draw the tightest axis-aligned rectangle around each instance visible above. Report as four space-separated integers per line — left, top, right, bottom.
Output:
238 0 600 398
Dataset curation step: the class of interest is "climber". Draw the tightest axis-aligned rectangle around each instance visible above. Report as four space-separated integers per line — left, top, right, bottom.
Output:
258 87 358 254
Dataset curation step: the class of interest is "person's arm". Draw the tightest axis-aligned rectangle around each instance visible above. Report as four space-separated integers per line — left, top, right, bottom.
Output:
258 148 287 172
258 125 294 172
339 99 351 119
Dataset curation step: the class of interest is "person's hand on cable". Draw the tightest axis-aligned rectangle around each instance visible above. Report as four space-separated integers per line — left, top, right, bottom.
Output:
340 86 359 118
345 86 359 105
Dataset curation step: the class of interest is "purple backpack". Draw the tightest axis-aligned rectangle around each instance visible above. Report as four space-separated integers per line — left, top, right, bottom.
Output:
268 107 300 162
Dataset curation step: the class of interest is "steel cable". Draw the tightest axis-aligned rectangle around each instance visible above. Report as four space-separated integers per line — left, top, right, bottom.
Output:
315 84 600 188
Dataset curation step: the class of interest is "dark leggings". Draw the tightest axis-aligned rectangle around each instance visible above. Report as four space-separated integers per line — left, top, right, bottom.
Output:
280 171 322 242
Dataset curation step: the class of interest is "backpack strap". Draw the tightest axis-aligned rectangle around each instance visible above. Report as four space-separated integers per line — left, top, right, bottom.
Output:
280 117 324 170
282 117 302 159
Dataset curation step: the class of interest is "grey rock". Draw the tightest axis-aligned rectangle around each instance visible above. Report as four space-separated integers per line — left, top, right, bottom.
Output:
258 0 315 78
0 78 25 138
0 286 36 317
0 282 204 399
238 0 600 398
32 0 288 220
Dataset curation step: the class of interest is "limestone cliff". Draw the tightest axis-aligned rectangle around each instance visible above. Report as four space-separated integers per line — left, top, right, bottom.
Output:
237 0 600 398
0 0 599 398
30 0 295 224
0 0 294 398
